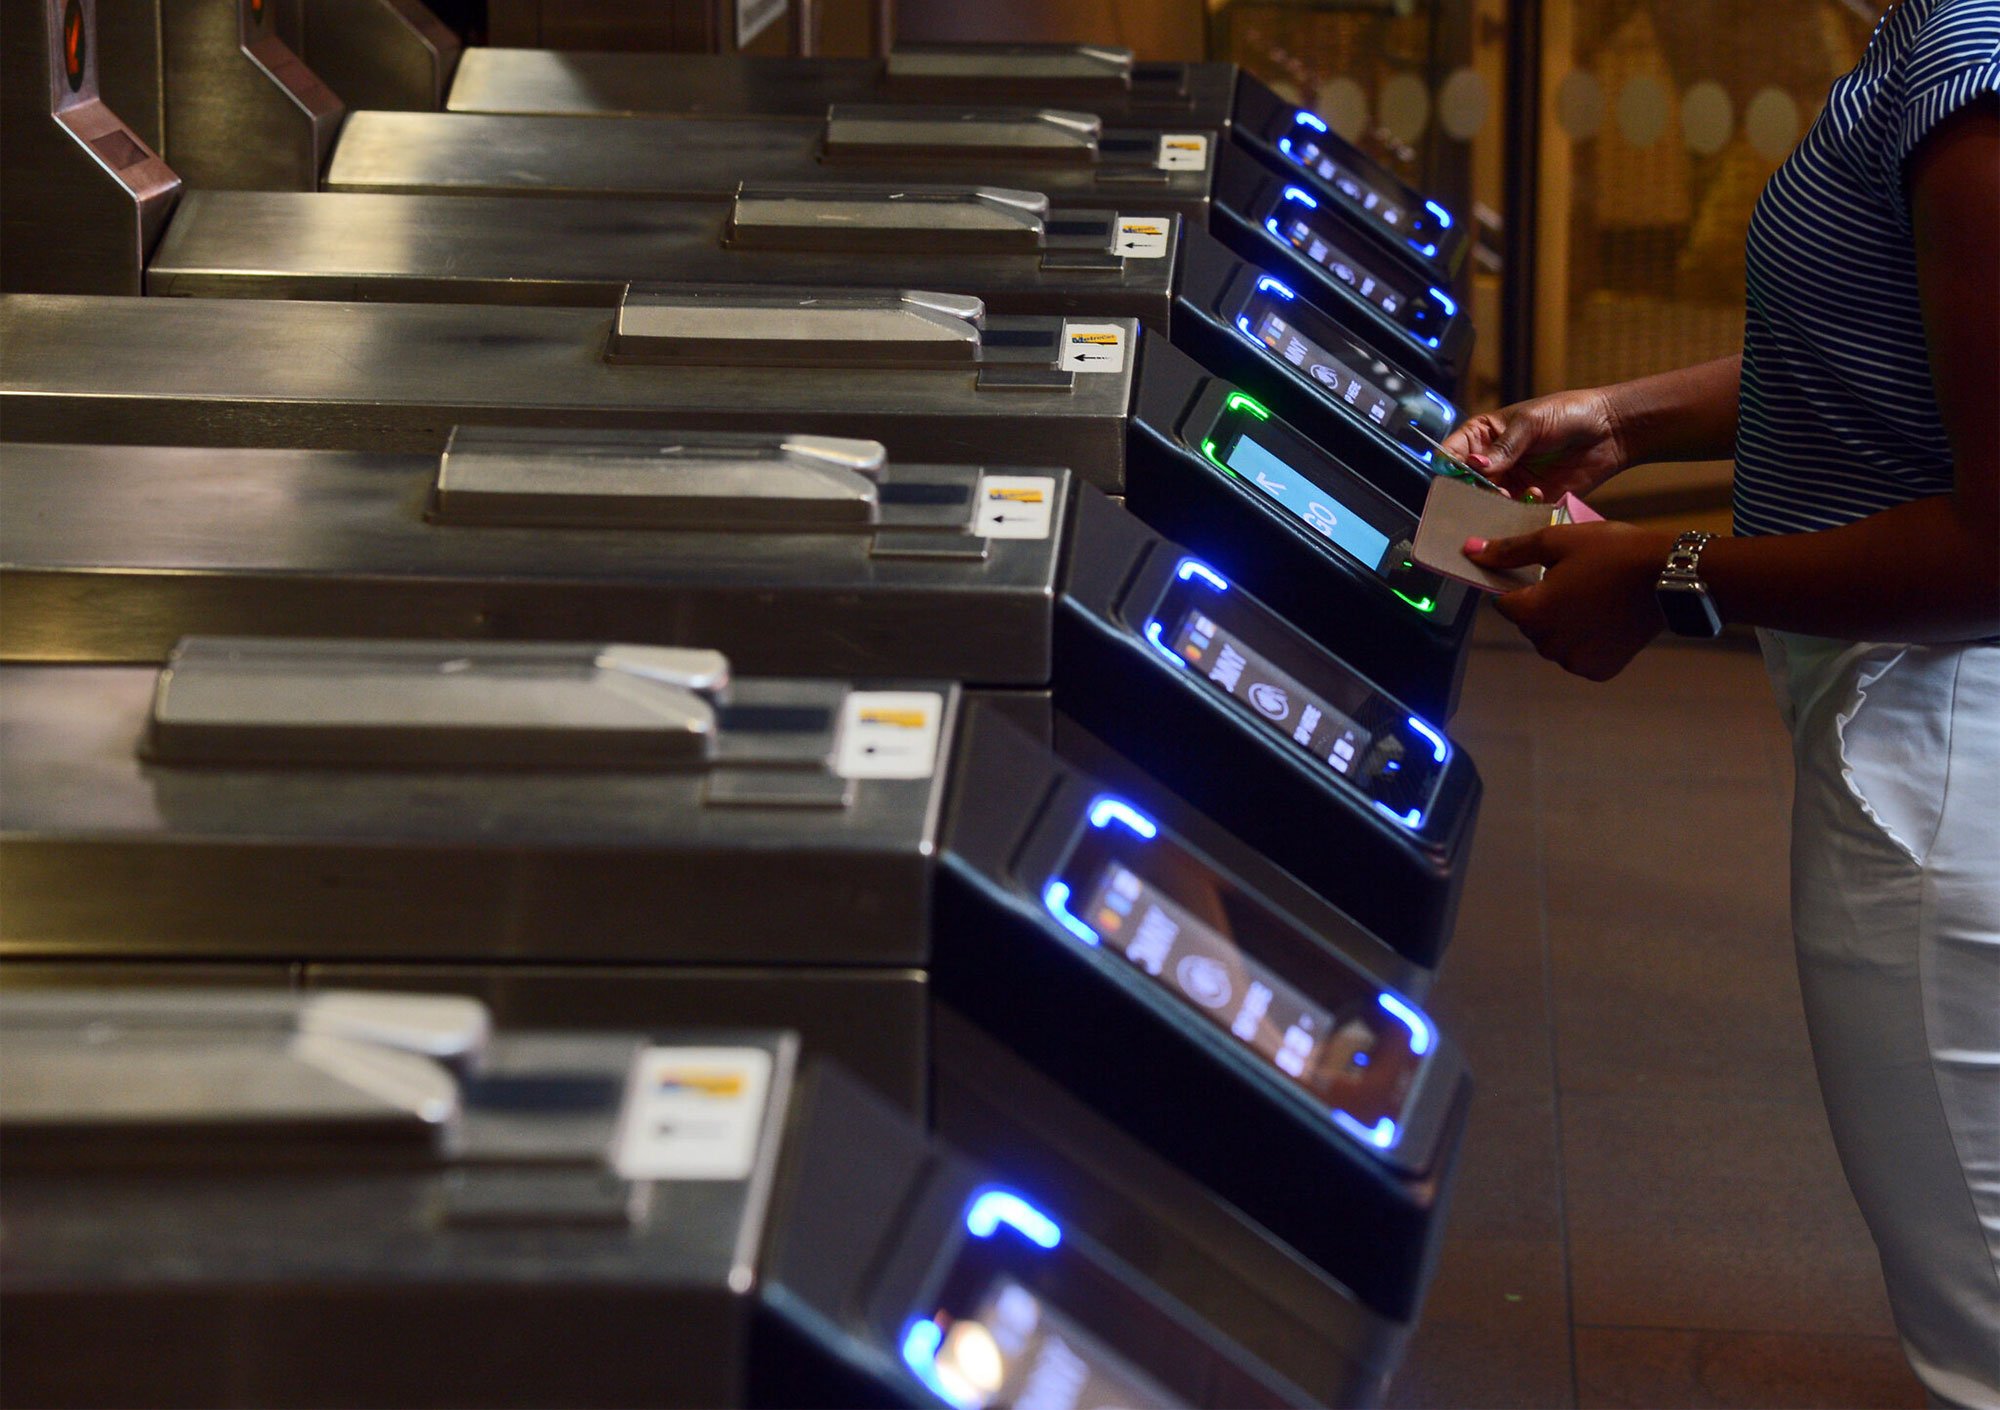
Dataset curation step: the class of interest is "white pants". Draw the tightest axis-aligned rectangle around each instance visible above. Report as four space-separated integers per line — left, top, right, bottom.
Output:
1760 631 2000 1408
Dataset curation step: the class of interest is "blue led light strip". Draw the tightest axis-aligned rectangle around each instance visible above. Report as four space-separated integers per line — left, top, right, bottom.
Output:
1043 881 1099 945
1333 1110 1399 1150
1378 992 1434 1055
1175 558 1230 591
964 1189 1063 1247
1254 274 1296 301
1144 620 1186 667
1294 108 1328 132
900 1321 972 1410
1407 716 1449 764
1088 796 1159 838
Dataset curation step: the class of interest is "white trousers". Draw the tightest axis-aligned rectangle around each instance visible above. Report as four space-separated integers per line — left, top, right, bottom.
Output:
1760 631 2000 1408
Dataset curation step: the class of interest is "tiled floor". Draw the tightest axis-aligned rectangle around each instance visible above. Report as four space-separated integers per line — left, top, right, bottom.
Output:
1384 612 1926 1409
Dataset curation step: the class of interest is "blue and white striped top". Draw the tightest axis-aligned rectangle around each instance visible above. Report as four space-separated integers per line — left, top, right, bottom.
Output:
1733 0 2000 538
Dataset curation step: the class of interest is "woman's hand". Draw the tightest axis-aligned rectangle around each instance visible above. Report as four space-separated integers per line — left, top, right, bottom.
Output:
1466 523 1678 680
1440 388 1633 504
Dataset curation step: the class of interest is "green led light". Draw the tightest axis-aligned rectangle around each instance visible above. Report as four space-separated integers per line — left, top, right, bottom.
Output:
1224 391 1272 419
1394 589 1438 614
1201 438 1234 474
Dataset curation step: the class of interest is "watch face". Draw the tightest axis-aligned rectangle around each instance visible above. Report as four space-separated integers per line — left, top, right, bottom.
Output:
1657 579 1723 638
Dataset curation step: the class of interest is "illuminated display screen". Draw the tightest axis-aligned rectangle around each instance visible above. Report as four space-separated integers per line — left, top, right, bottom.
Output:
924 1277 1180 1410
1168 608 1374 776
1143 561 1454 825
1289 140 1412 232
1274 111 1456 263
1224 433 1393 570
1045 800 1432 1143
1249 308 1398 430
1079 859 1368 1092
1274 210 1407 318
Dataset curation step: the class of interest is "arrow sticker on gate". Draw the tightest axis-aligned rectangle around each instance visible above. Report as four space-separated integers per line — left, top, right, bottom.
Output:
1113 217 1170 258
1156 133 1210 171
975 475 1057 539
1059 323 1126 374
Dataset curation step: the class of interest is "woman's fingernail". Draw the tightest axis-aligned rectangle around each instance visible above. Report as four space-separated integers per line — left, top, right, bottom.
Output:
1463 536 1488 554
1467 453 1492 469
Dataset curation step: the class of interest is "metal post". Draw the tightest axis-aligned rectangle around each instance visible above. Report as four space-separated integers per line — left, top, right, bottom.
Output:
1500 0 1541 403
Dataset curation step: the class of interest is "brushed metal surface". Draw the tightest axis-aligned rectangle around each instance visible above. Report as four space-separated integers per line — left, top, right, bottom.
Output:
300 0 459 111
158 0 341 190
0 294 1134 483
444 48 1239 130
324 109 1212 220
1 0 181 295
142 190 1177 327
0 663 953 965
0 440 1063 681
311 965 928 1115
93 0 164 151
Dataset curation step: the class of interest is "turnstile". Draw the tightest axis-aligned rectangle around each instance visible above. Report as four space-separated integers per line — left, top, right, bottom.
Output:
0 287 1134 475
0 990 1323 1407
0 639 1469 1325
0 0 181 295
0 290 1475 720
1168 229 1461 515
1126 335 1476 721
448 43 1241 131
441 48 1468 285
1211 145 1472 391
146 186 1183 328
140 190 1452 512
322 105 1217 221
0 433 1479 963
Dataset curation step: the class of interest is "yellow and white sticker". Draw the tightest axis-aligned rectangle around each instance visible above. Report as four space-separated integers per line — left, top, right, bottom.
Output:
1059 323 1126 374
1156 133 1210 171
1113 216 1171 258
614 1045 772 1181
975 474 1058 540
836 690 945 779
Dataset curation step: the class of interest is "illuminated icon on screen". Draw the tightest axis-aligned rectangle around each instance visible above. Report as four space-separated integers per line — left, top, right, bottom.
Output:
1209 642 1246 691
1247 681 1291 721
1253 470 1288 496
1232 981 1273 1040
1176 955 1235 1010
1125 906 1178 976
1305 502 1340 536
1275 1024 1317 1077
1294 704 1322 746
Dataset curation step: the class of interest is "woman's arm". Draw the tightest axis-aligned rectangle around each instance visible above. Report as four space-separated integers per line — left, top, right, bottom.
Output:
1596 353 1744 469
1467 98 2000 674
1439 355 1741 503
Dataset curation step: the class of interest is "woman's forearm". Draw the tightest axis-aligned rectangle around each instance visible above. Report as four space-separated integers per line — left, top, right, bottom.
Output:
1602 354 1743 468
1702 491 2000 642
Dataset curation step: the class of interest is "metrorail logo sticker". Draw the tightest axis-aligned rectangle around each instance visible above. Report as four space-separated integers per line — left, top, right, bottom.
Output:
62 0 85 93
858 706 929 729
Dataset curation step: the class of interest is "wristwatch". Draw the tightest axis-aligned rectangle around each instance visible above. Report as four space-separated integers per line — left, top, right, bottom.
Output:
1655 531 1723 638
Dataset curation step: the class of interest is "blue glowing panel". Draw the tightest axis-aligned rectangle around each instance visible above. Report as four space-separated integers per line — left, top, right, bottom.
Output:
1224 435 1392 569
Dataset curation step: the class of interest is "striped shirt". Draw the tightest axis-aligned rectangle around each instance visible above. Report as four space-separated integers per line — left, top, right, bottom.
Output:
1733 0 2000 538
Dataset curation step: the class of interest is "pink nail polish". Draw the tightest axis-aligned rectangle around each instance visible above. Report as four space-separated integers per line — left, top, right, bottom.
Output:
1463 536 1488 554
1467 454 1491 469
